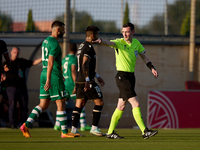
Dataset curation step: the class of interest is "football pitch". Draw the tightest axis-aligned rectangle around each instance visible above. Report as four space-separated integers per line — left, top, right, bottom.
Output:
0 128 200 150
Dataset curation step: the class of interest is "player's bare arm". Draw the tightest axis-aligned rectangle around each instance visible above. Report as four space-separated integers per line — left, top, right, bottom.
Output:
44 55 55 91
71 65 77 83
139 53 158 78
32 58 42 66
71 65 77 94
82 55 90 92
93 38 115 47
95 72 105 87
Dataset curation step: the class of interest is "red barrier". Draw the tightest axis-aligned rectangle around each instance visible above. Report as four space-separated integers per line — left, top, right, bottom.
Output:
147 91 200 128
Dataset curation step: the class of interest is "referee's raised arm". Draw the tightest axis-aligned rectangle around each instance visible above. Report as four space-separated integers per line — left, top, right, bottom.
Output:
92 38 115 47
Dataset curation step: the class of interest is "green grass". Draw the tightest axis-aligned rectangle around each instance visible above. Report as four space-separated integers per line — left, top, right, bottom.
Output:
0 128 200 150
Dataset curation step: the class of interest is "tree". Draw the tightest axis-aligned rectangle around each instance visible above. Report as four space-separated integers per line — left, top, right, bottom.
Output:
26 9 36 32
55 11 119 33
93 21 120 33
0 11 13 32
167 0 190 35
123 1 130 25
138 0 191 35
56 11 93 32
180 10 190 36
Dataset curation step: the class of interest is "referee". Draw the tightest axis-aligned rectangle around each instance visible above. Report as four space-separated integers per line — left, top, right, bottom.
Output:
94 22 158 139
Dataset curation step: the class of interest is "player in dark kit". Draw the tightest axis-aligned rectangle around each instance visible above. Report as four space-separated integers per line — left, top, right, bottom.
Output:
70 26 105 137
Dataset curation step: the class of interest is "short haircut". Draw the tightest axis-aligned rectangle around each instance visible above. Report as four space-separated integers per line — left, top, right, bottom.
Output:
12 47 20 51
0 40 7 51
123 22 134 31
51 21 65 28
69 43 77 53
85 26 100 37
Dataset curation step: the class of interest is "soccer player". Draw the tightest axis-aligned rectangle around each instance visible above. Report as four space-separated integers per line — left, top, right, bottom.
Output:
54 43 91 132
93 22 158 139
70 26 105 137
20 21 75 138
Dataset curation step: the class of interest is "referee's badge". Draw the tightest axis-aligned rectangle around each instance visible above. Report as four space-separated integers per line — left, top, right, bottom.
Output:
134 51 138 57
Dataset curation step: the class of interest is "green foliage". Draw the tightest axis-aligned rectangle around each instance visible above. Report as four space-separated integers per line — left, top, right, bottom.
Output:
72 11 93 32
180 11 190 36
55 11 119 33
0 11 13 32
138 0 190 35
92 21 120 33
26 9 36 32
123 1 130 25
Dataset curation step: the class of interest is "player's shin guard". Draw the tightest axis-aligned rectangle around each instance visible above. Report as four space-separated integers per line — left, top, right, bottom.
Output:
107 108 123 134
57 111 68 134
92 105 103 126
72 107 82 128
132 107 146 134
26 106 42 128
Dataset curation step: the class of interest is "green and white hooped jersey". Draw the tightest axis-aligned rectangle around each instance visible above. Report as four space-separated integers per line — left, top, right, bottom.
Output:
62 54 77 88
110 38 145 72
41 36 63 78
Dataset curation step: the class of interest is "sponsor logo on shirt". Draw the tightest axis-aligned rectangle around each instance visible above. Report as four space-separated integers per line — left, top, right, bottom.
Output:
134 51 138 57
79 43 84 49
44 40 48 44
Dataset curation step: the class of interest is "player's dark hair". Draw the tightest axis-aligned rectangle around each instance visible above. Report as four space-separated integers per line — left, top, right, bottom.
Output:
69 43 77 54
85 26 100 37
123 22 134 31
51 21 65 28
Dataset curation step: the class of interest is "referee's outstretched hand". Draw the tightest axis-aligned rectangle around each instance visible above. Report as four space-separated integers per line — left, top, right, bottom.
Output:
92 38 102 44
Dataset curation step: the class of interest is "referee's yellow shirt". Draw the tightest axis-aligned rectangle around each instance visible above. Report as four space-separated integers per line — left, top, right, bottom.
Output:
110 38 146 72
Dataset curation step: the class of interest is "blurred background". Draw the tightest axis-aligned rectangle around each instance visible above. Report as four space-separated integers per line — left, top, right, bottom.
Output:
1 0 200 129
0 0 198 36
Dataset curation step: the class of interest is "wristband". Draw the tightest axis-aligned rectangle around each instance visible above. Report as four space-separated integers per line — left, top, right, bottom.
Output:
85 77 90 82
95 73 100 78
146 62 156 70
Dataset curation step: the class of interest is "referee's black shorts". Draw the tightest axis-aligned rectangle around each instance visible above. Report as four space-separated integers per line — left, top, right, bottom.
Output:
76 81 103 101
115 71 137 101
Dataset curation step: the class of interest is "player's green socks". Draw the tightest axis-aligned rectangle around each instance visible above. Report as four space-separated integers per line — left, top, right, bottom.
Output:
56 111 68 134
55 117 60 126
107 108 123 134
25 106 42 128
132 107 146 134
80 107 86 128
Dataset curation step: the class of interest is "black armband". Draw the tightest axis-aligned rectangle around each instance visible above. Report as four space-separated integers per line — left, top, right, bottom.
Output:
146 62 156 70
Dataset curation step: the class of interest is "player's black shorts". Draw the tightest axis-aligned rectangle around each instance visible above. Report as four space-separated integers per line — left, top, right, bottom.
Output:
76 81 103 101
115 71 137 101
